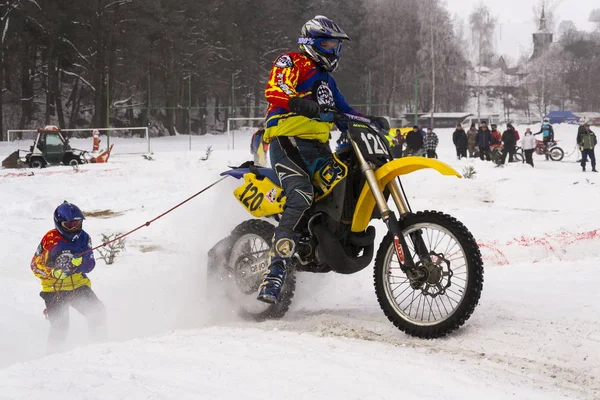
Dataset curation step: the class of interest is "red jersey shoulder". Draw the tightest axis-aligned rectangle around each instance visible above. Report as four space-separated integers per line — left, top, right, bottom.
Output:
273 52 315 70
41 229 65 249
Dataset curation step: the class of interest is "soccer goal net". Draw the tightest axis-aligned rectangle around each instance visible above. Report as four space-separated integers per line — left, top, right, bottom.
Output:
7 127 150 155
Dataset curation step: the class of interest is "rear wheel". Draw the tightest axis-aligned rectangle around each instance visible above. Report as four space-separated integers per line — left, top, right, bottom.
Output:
63 153 83 166
549 146 564 161
207 219 295 321
374 211 484 338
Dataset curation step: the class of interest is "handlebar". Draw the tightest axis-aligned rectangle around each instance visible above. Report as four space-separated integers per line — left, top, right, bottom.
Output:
319 106 381 128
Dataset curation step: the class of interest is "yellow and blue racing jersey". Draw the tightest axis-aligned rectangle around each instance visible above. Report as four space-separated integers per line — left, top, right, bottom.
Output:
264 52 357 144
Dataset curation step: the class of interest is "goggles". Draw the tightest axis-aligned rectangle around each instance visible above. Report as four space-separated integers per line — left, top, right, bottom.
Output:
61 220 82 232
299 37 343 56
314 38 343 56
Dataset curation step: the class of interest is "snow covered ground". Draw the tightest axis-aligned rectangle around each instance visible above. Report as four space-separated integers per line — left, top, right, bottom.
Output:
0 125 599 399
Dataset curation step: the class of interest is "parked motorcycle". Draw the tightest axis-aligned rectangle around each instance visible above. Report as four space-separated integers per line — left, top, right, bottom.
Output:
207 110 484 339
514 140 564 162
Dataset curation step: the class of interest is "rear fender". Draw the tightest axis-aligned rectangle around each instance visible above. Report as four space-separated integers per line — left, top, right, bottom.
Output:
232 173 286 218
350 157 461 232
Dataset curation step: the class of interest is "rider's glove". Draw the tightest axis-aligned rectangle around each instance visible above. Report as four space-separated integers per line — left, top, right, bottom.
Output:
288 97 320 119
52 266 72 280
71 257 83 268
367 116 390 131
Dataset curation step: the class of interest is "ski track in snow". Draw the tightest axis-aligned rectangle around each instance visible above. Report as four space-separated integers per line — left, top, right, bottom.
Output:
1 126 599 399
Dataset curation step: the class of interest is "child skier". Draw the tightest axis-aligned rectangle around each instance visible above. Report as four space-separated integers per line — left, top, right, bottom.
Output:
30 201 105 350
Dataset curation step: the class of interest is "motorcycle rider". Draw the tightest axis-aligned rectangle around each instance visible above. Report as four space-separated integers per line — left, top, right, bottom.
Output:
257 15 386 303
534 117 554 160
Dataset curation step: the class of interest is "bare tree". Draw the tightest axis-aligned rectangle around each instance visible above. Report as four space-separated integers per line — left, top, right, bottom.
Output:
469 4 497 122
590 9 600 31
0 0 473 138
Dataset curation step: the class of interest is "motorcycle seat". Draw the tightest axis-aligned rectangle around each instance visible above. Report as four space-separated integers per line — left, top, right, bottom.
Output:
221 163 280 186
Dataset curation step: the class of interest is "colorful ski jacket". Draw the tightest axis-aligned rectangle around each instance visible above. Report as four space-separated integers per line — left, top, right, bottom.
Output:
264 52 357 144
31 229 96 292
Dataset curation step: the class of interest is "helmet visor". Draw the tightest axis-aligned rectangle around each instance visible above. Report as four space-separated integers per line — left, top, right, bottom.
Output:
314 38 343 56
61 220 82 232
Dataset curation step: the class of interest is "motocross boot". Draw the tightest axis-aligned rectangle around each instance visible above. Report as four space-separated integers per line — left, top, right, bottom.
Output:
257 261 287 304
257 232 298 304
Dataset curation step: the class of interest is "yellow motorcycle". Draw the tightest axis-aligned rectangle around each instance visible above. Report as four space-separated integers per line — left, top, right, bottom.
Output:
208 111 483 338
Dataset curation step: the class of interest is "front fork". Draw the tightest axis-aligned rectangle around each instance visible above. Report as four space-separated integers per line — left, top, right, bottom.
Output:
349 139 429 273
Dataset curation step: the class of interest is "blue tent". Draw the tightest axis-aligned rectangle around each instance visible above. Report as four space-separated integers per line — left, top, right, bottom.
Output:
544 111 580 124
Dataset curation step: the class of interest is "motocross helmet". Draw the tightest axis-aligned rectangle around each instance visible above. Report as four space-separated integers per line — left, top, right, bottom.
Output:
543 117 550 124
54 201 85 241
298 15 350 72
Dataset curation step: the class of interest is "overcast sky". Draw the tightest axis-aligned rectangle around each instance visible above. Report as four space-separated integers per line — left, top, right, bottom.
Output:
444 0 598 60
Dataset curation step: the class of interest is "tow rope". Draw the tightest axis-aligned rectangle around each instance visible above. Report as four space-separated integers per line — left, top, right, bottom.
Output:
90 175 229 253
47 175 229 295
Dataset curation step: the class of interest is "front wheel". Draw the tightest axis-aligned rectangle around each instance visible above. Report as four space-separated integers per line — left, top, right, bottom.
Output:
29 157 45 168
513 153 524 163
491 148 503 165
374 211 484 338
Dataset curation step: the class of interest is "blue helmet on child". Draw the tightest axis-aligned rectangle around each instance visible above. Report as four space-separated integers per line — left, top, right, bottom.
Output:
298 15 350 72
54 201 85 241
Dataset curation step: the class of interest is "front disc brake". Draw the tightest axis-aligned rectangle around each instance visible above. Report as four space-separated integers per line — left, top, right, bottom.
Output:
407 252 454 298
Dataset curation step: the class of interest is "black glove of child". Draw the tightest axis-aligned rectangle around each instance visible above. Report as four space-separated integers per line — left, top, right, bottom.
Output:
288 97 320 119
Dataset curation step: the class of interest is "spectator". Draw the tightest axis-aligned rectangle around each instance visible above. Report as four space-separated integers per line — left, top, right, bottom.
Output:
490 124 502 145
423 128 439 158
404 125 424 156
576 118 587 162
250 123 268 166
467 123 477 158
452 123 468 159
418 124 426 137
522 128 536 167
500 123 517 164
577 122 597 172
394 129 405 147
389 129 405 158
475 121 492 161
384 129 397 147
